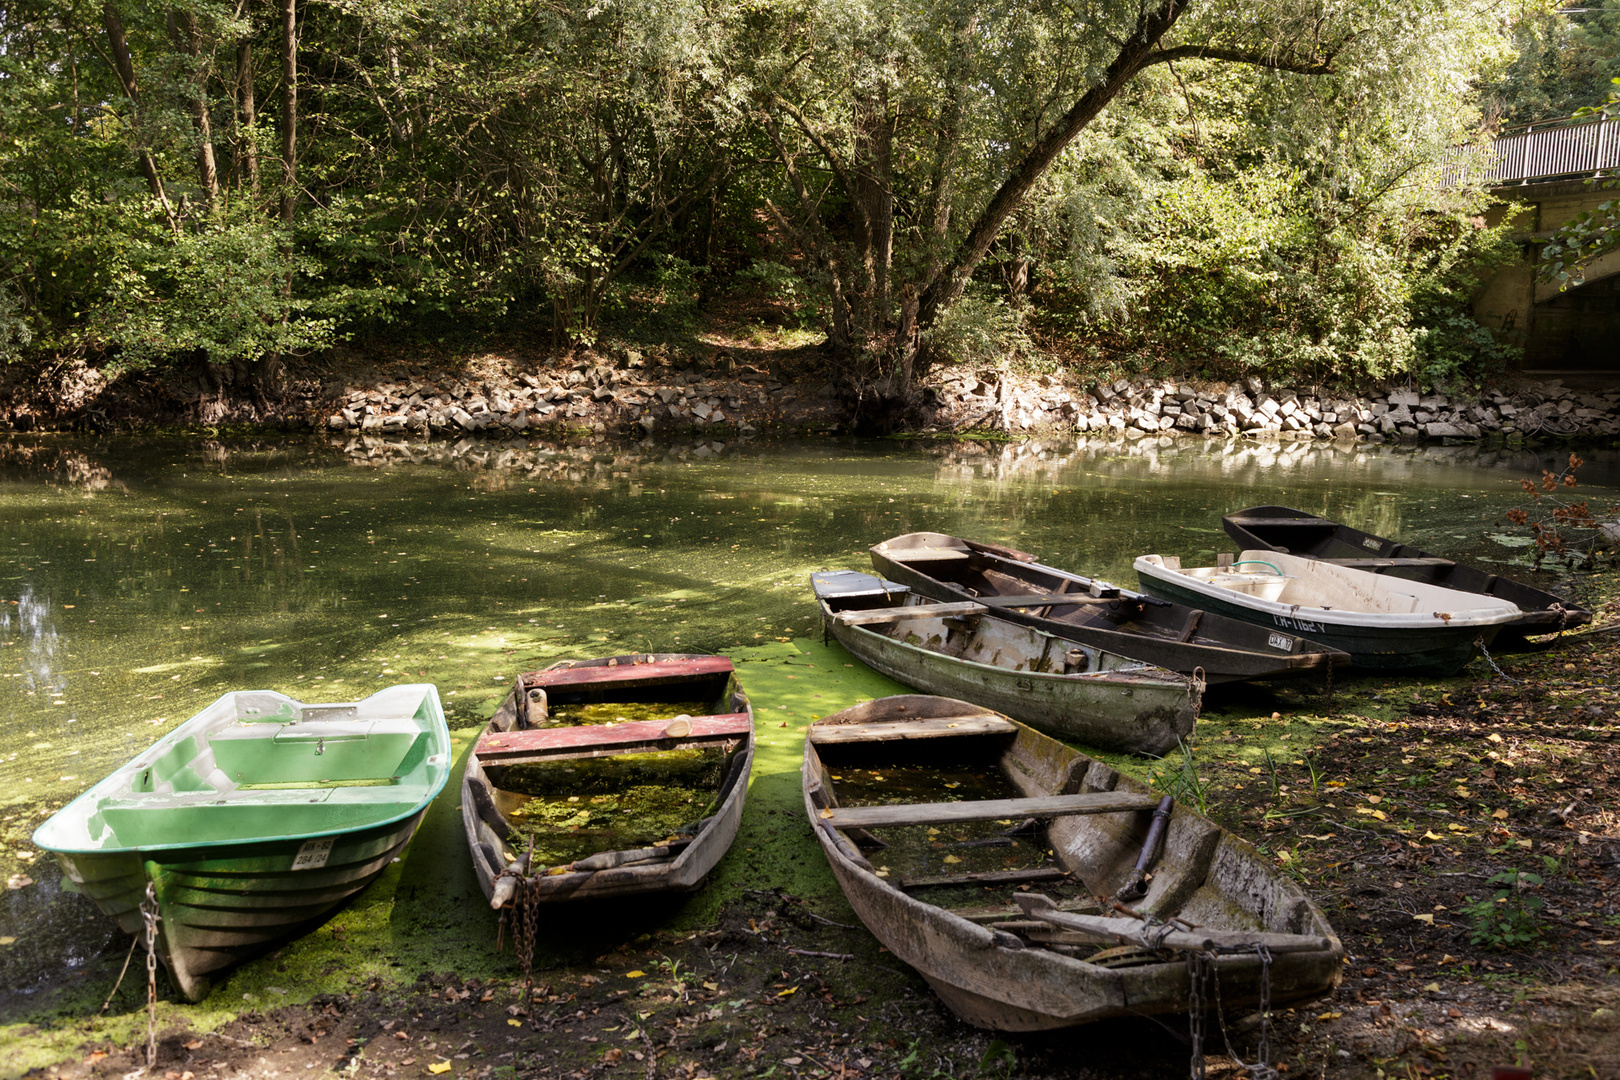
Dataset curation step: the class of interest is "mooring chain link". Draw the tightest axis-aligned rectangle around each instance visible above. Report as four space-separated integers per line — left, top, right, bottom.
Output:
1188 943 1278 1080
141 881 161 1068
1186 950 1211 1080
513 877 540 999
1475 634 1520 684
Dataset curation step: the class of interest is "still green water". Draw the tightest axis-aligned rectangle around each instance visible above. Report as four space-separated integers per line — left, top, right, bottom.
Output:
0 432 1614 1021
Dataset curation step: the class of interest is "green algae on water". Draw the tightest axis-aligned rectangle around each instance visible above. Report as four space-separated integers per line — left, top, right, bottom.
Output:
490 747 729 867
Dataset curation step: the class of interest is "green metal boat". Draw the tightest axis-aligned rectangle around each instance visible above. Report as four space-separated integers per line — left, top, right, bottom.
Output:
33 685 452 1002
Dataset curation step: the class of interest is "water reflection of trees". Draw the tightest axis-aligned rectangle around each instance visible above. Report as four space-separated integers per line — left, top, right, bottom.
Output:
0 442 122 492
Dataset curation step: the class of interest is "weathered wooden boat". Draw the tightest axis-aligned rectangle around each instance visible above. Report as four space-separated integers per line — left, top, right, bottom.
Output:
1222 505 1591 646
33 685 452 1002
462 653 753 908
803 694 1344 1031
812 569 1201 756
1134 550 1525 674
870 532 1348 684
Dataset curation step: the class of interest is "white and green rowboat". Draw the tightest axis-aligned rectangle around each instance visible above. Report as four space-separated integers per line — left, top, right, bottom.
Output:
33 685 452 1001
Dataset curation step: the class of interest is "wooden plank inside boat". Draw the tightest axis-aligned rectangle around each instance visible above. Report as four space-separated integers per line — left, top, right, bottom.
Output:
820 791 1161 829
527 656 734 690
807 715 1016 744
473 712 750 764
833 601 987 625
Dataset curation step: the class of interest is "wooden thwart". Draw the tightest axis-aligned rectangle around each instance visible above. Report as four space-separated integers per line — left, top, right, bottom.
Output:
526 656 734 690
832 602 987 626
474 713 750 764
901 866 1070 890
808 715 1017 744
821 791 1161 829
1013 894 1333 955
890 547 971 561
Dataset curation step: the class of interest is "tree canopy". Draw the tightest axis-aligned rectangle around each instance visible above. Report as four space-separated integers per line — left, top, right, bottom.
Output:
0 0 1559 408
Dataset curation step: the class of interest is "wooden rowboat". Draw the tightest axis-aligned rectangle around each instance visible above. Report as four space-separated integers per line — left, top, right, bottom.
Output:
33 685 452 1002
1222 505 1591 647
462 654 753 908
813 569 1201 756
1134 550 1524 674
870 532 1348 684
803 695 1344 1031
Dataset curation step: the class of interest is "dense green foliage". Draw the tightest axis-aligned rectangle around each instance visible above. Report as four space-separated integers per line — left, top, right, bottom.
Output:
0 0 1575 398
1479 0 1620 127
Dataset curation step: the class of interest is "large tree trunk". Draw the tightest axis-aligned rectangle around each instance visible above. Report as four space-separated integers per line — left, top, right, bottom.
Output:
235 0 259 194
101 1 177 225
279 0 298 223
910 2 1190 367
174 9 220 207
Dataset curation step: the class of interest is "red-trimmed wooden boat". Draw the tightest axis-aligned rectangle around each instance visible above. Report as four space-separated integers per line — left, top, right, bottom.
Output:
461 653 753 907
1222 505 1590 647
803 695 1344 1031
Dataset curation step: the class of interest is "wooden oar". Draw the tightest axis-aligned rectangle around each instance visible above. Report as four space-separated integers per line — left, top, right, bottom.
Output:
1013 893 1331 954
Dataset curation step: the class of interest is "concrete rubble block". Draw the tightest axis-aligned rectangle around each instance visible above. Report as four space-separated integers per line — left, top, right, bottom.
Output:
1258 397 1281 418
1387 389 1420 408
1425 421 1468 438
450 406 478 430
1356 422 1377 435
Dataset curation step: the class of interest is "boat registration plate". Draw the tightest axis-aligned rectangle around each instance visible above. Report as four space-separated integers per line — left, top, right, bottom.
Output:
292 838 335 871
1267 633 1295 651
1363 537 1381 551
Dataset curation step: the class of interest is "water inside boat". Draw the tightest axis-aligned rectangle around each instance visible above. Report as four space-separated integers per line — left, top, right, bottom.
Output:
487 698 730 867
818 737 1094 913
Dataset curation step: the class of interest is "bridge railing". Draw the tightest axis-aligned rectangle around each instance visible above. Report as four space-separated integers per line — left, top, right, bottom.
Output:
1443 116 1620 187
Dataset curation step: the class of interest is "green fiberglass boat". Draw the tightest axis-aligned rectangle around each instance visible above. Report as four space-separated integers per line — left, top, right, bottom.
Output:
33 685 452 1002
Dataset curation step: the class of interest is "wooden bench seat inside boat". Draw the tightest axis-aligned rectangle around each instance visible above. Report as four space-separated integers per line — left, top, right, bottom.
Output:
807 715 1017 744
527 656 735 692
832 602 987 625
890 546 971 561
474 712 751 765
820 791 1162 829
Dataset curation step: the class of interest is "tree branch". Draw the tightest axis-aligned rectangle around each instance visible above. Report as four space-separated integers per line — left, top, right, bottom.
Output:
1138 41 1349 77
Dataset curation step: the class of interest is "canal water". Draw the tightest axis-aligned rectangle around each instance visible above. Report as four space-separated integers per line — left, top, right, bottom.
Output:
1 432 1614 1020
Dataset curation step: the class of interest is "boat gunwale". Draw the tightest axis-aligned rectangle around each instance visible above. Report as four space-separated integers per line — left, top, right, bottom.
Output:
1133 553 1525 630
33 684 453 857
